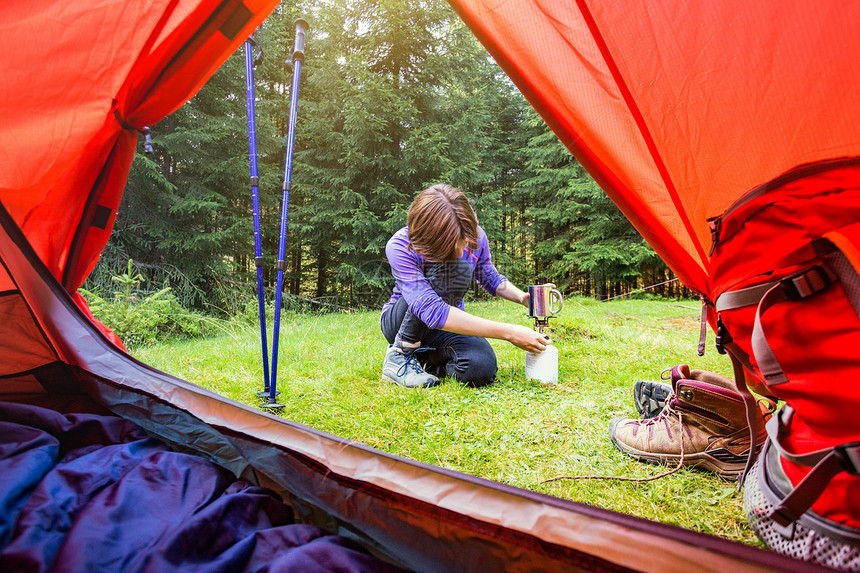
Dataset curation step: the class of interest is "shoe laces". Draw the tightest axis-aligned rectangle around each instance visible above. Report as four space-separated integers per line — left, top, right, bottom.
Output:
643 395 678 427
637 398 695 443
396 346 435 378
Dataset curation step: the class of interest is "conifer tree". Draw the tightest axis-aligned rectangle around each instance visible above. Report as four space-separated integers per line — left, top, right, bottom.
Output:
109 53 251 309
292 0 491 303
103 0 671 310
519 110 663 297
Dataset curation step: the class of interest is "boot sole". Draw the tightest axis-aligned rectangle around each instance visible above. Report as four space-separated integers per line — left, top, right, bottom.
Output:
609 420 748 480
381 372 439 389
633 380 672 419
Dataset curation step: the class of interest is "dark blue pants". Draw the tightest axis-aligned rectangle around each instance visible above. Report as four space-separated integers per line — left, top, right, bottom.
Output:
381 261 498 387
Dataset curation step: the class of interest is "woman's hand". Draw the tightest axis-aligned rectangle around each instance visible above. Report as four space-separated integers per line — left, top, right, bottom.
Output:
505 324 551 353
519 290 530 308
515 283 556 308
442 306 551 352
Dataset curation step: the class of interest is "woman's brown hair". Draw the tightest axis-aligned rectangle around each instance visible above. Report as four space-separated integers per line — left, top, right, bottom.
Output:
407 184 478 262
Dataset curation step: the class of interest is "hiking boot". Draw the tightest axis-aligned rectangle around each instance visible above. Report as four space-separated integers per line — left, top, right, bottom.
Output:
633 379 672 419
609 364 777 479
381 345 439 389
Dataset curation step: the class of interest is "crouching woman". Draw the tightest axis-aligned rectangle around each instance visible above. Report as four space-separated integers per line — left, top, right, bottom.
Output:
380 184 549 388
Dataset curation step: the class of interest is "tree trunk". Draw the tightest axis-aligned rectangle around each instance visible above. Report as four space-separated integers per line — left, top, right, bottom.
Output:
315 246 328 298
594 272 605 300
291 239 301 296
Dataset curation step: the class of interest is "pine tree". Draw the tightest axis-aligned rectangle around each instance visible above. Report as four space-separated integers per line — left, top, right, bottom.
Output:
100 0 671 311
107 53 251 310
291 0 490 304
519 110 664 297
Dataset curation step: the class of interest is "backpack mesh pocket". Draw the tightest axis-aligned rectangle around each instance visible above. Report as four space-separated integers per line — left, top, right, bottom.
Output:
744 442 860 571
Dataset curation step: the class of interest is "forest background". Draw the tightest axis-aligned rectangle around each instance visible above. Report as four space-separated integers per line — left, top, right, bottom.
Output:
86 0 690 317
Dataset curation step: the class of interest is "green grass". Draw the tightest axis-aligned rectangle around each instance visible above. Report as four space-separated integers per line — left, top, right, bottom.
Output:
134 296 761 547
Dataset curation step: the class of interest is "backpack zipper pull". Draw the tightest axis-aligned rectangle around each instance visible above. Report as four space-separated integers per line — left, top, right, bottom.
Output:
697 296 711 356
708 216 722 256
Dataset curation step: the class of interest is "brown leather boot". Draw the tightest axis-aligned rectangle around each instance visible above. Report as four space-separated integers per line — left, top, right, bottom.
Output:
609 364 776 479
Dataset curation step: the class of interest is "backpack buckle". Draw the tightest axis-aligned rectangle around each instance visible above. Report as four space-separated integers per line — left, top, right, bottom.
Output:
780 266 831 300
715 316 731 354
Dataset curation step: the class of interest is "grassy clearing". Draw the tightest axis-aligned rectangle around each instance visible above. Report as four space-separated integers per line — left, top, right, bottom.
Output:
134 296 761 547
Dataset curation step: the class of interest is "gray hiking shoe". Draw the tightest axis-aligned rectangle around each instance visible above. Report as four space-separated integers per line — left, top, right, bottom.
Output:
381 345 439 388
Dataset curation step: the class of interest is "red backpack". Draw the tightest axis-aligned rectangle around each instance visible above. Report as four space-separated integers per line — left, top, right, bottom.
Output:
706 157 860 565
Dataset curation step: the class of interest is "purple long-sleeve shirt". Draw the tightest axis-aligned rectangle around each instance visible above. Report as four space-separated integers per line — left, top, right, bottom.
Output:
381 226 508 329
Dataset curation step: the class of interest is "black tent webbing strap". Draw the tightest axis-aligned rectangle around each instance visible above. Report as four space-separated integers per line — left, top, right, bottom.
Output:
697 298 709 356
113 109 153 153
218 2 253 40
247 32 263 66
764 406 860 527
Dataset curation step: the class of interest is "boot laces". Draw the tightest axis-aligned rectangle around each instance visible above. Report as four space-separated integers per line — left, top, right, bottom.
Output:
397 346 434 378
643 393 678 427
639 396 695 443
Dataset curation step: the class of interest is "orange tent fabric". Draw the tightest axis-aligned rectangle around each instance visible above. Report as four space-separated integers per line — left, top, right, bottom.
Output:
0 3 847 570
0 0 278 293
448 0 860 297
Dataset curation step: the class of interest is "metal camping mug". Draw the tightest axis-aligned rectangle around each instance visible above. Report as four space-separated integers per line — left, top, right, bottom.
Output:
527 284 563 319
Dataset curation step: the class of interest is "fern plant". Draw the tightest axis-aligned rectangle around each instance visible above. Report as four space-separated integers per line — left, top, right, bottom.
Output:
80 260 223 349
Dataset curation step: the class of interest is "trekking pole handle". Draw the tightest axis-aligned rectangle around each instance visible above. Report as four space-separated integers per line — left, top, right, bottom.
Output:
292 19 309 65
249 32 263 67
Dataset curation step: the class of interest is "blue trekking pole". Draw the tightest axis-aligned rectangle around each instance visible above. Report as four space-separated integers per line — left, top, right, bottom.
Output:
265 18 309 409
243 35 273 400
